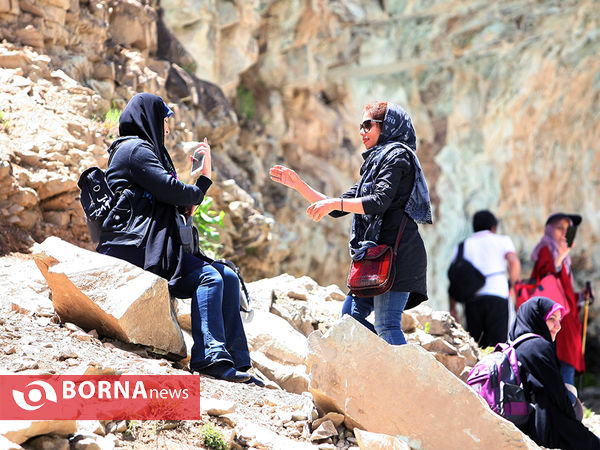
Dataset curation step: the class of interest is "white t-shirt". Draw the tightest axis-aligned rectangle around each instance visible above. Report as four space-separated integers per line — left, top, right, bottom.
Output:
451 230 516 299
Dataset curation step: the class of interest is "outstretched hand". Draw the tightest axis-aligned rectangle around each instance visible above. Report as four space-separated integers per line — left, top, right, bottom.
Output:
307 198 337 222
269 165 300 190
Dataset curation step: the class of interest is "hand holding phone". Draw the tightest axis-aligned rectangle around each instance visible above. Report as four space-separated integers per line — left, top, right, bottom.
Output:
190 138 209 177
191 152 204 175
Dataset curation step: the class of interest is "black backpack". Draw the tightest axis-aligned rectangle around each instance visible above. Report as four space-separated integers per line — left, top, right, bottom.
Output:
447 241 486 303
77 139 138 242
77 166 116 243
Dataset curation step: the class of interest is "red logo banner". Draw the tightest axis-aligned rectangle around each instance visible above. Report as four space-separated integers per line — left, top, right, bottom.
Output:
0 375 201 420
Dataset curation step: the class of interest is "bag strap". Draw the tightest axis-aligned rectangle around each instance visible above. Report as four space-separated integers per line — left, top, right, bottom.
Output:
213 259 253 312
107 137 144 195
393 214 409 252
455 240 504 278
457 241 465 261
511 333 542 348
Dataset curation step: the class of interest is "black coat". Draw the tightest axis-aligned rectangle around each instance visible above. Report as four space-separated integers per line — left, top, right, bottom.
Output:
97 93 210 296
332 149 427 308
509 297 600 450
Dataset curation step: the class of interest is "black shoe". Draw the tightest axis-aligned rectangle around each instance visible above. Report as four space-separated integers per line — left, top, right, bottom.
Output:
193 363 251 383
244 376 266 387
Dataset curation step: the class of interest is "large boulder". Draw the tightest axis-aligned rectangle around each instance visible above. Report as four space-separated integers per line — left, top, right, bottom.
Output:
307 316 540 450
243 309 310 393
0 420 76 445
33 237 186 357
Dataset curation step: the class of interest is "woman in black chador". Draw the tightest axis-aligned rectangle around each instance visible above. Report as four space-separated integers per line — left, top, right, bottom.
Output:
510 297 600 449
97 93 257 384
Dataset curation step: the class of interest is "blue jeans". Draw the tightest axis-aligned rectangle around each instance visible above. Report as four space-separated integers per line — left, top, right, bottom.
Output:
560 361 577 403
342 291 410 345
178 253 251 372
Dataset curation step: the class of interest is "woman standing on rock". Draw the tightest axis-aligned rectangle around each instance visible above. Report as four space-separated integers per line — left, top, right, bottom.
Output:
97 93 259 384
510 297 600 449
270 101 432 345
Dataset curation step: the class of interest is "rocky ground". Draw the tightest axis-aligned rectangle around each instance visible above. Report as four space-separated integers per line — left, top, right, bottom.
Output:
2 249 600 449
0 251 350 449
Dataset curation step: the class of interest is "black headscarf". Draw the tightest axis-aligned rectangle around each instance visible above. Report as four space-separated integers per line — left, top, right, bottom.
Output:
119 93 176 174
509 296 562 343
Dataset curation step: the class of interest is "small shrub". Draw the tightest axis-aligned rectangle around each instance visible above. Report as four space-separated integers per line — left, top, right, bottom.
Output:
192 197 225 259
424 321 431 334
104 106 121 128
182 62 198 75
236 84 255 120
0 110 10 131
94 104 121 139
201 423 228 450
479 346 495 357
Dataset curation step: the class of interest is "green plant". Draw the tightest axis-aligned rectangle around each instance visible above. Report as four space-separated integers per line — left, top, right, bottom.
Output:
182 62 198 75
94 104 122 139
104 106 121 127
584 407 593 419
192 197 225 258
201 423 228 450
479 346 495 357
122 420 138 441
236 84 255 120
424 321 431 334
0 110 10 130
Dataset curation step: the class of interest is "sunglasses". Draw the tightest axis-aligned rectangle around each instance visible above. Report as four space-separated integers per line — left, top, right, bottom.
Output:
360 119 383 132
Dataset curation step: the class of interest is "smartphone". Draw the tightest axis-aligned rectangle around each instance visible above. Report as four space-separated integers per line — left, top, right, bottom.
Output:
566 225 577 247
191 152 204 174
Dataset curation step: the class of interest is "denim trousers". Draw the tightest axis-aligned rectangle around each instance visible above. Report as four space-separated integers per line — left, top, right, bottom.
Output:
341 290 410 345
178 253 251 372
560 361 577 403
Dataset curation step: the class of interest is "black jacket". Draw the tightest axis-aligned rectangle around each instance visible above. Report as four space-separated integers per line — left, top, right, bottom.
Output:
332 148 427 308
97 93 210 296
100 136 211 247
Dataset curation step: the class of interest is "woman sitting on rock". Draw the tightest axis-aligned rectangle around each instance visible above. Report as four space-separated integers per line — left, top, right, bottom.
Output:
510 296 599 449
97 93 259 384
270 101 432 345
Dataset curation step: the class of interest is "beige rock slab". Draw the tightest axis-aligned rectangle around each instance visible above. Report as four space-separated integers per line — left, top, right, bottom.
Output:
309 420 337 441
0 435 22 449
0 420 77 445
236 421 314 450
33 237 186 357
354 429 410 450
308 316 540 450
243 309 308 366
201 398 236 416
250 351 309 394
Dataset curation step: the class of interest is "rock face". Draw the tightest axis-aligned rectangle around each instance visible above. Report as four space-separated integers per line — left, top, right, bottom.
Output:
307 316 540 450
33 237 186 357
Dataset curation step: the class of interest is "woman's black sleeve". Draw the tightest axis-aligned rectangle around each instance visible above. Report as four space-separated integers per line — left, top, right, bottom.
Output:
127 143 212 205
329 182 359 218
522 342 576 418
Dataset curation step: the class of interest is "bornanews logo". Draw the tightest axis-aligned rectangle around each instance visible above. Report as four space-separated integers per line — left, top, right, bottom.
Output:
1 375 200 420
